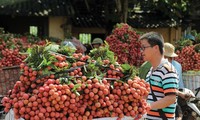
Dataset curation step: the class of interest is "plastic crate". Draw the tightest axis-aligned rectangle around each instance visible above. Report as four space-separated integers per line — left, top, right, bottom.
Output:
183 71 200 97
0 66 20 96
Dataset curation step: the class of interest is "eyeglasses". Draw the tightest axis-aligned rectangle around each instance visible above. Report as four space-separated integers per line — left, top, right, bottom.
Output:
140 46 152 51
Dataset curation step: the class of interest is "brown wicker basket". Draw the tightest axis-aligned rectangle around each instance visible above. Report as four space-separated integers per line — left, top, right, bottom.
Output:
0 66 20 96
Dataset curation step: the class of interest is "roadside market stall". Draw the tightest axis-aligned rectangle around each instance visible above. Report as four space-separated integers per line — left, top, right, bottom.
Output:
1 42 150 120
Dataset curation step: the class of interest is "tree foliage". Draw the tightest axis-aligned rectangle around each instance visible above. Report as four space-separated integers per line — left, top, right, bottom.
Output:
127 0 190 26
0 0 197 27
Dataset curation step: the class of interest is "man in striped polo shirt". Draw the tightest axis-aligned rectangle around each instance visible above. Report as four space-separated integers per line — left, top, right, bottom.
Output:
139 32 179 120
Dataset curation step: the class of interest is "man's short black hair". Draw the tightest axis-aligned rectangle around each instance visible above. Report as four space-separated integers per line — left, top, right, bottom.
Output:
139 31 164 54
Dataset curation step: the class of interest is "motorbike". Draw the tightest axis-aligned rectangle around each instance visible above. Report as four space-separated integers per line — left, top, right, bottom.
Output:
178 87 200 120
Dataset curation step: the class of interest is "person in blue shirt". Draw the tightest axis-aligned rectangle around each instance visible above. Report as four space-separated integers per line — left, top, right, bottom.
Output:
164 42 184 88
164 42 184 120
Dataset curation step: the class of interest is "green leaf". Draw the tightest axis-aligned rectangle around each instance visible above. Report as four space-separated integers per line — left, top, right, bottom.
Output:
42 54 48 65
121 64 131 71
96 57 103 65
106 50 115 63
42 69 55 76
83 65 88 73
72 84 81 92
116 80 124 83
10 44 16 49
37 60 44 69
